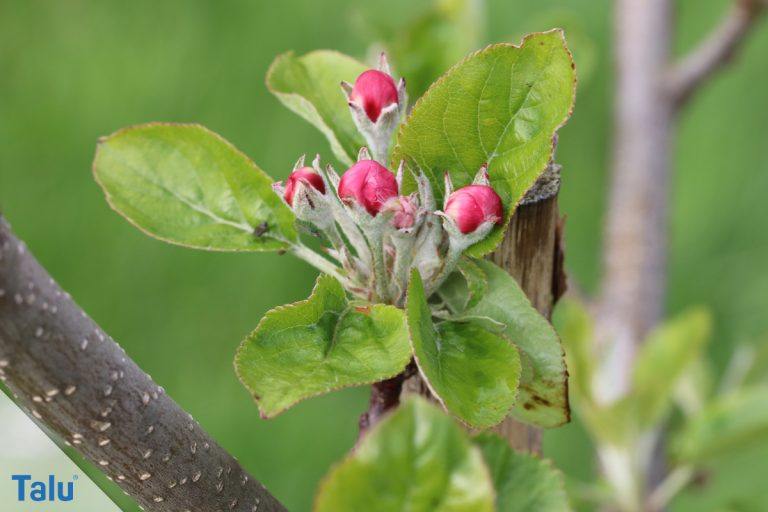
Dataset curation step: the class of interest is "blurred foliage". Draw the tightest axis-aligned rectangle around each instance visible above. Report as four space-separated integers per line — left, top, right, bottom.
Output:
1 0 768 510
555 297 768 510
357 0 485 99
315 397 496 512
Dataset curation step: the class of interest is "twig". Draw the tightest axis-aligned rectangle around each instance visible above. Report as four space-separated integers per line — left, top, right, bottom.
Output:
646 466 694 512
668 0 766 109
599 0 672 356
358 362 415 435
0 216 286 512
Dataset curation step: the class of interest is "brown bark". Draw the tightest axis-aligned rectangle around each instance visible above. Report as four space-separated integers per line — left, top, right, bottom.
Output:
488 181 567 454
358 362 416 435
0 216 286 512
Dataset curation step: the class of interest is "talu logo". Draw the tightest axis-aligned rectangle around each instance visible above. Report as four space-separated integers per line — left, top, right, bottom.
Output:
11 474 77 502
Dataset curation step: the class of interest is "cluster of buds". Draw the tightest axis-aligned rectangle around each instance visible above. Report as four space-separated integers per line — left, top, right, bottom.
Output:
273 57 503 305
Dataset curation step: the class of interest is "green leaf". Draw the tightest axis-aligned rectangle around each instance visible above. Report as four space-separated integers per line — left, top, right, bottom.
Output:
466 260 568 428
552 299 635 443
552 298 594 405
392 29 576 256
407 269 521 429
267 50 367 166
93 123 296 251
673 356 714 418
632 307 712 428
437 257 489 313
475 434 571 512
674 386 768 464
509 10 598 89
235 275 410 418
315 397 494 512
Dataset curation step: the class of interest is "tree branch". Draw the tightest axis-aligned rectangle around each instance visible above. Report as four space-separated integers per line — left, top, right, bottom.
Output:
358 363 415 435
668 0 766 109
0 216 286 512
596 0 674 504
598 0 672 371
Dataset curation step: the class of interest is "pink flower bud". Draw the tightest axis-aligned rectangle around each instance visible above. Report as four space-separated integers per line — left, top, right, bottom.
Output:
444 185 503 234
283 167 326 206
350 70 399 122
382 196 418 230
338 160 398 216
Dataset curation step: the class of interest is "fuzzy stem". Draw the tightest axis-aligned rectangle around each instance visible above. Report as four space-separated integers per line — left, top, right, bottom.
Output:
389 235 415 305
321 223 358 275
291 243 353 288
331 203 373 268
324 223 346 251
425 242 463 297
367 235 390 303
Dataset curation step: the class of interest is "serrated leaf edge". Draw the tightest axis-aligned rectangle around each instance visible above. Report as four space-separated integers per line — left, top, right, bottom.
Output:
92 121 295 252
234 274 410 418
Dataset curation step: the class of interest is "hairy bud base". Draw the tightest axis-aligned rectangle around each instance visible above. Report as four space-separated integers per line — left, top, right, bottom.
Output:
283 167 326 205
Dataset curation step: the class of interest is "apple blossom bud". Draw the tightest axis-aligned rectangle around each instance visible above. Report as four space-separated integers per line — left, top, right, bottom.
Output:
382 195 418 230
350 70 399 122
283 167 326 206
338 160 399 216
444 185 503 234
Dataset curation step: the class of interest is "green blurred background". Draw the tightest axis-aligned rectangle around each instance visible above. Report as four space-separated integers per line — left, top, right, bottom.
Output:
1 0 766 510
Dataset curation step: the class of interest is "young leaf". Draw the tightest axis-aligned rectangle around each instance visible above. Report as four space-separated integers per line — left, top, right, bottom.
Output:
551 299 632 443
392 30 576 256
437 257 489 313
407 269 521 429
552 298 595 405
315 397 495 512
465 260 569 428
673 386 768 464
93 123 296 251
631 307 712 428
235 275 410 418
475 434 571 512
267 50 367 166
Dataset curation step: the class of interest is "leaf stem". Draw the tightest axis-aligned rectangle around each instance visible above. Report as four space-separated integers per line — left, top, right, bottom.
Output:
425 243 463 297
324 223 346 251
390 235 415 305
368 234 390 303
646 466 694 512
292 243 353 288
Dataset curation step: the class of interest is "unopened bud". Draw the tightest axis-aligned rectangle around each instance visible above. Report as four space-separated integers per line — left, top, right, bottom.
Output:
444 185 503 234
382 195 418 230
349 70 399 123
283 167 326 206
338 160 398 216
